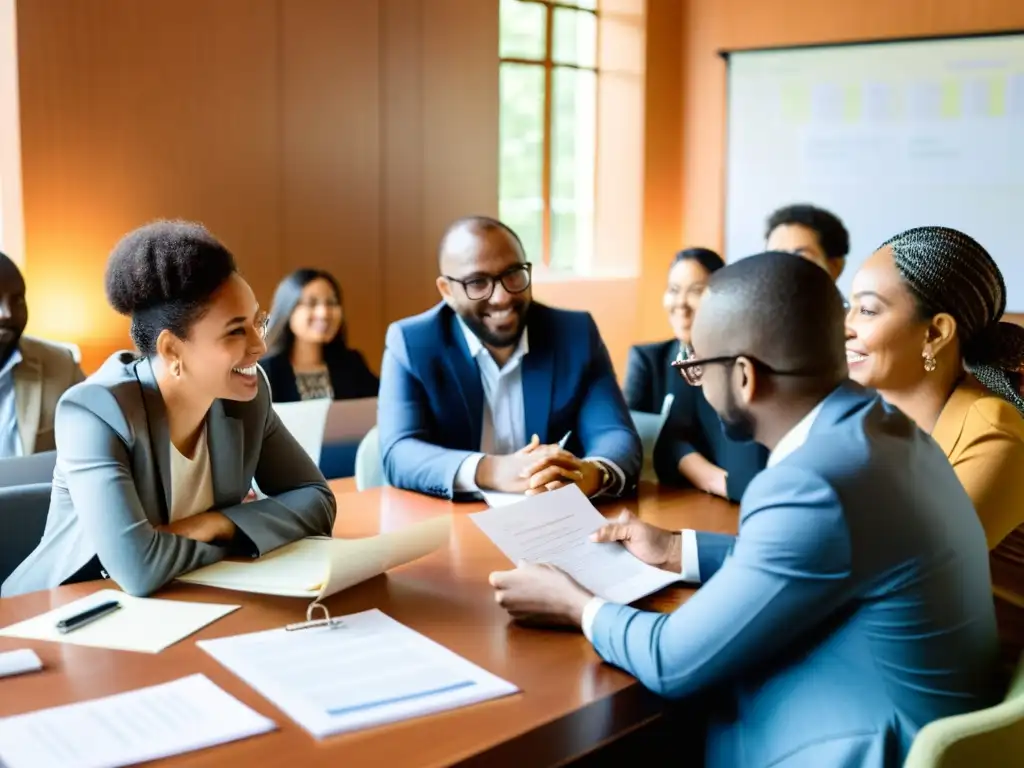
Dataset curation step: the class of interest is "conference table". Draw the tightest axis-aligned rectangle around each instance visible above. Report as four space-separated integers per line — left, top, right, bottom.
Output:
0 480 738 767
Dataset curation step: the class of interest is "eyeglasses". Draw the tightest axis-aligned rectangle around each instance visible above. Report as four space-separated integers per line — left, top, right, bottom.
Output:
255 312 270 340
444 263 532 301
671 354 828 386
297 298 341 310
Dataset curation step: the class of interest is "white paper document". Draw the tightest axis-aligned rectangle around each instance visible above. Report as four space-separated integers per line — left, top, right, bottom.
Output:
481 491 527 507
0 649 42 679
177 514 450 599
0 674 276 768
470 484 680 604
0 590 240 653
198 608 518 739
630 393 675 482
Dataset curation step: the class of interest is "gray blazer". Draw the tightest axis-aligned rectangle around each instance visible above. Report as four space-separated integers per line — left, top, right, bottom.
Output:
1 353 336 597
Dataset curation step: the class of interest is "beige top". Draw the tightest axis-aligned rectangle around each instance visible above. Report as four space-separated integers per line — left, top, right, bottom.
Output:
169 425 215 523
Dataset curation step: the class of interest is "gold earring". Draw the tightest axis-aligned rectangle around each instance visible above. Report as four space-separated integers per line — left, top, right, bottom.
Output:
923 353 937 373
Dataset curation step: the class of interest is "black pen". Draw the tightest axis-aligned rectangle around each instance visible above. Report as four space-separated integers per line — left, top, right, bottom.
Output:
55 600 122 634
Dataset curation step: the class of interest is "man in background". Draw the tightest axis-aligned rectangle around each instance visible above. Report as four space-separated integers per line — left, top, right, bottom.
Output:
377 216 641 500
0 251 84 458
765 203 849 281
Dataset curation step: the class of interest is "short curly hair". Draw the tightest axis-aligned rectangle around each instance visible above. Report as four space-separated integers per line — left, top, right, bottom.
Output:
765 204 850 262
105 220 237 356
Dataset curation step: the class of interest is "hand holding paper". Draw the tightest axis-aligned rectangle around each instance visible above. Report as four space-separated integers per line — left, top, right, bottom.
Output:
470 485 680 605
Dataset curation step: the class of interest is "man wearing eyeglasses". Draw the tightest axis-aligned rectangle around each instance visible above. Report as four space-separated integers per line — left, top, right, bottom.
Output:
487 252 998 767
377 216 641 501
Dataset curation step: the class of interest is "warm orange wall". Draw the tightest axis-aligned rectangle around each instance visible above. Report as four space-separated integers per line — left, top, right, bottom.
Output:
631 0 1024 343
14 0 498 374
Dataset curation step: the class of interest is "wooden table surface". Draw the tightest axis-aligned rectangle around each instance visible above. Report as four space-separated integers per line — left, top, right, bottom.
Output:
0 481 737 767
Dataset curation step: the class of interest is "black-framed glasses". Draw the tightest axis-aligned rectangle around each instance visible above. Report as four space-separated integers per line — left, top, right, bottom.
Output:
444 263 532 301
671 354 827 386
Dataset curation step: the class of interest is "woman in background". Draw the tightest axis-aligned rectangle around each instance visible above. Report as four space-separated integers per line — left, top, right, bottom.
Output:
846 225 1024 665
261 269 378 402
1 221 336 598
623 248 768 501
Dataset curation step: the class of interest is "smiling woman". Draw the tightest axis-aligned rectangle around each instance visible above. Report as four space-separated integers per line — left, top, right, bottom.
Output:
0 220 337 598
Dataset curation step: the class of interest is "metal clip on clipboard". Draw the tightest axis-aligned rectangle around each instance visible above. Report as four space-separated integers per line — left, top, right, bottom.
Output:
284 600 345 631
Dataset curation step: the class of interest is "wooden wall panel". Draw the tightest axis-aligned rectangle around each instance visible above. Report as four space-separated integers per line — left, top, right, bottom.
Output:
16 0 282 371
280 0 382 364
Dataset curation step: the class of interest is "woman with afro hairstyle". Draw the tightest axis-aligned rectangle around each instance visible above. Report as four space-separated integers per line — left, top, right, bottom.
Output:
2 221 336 597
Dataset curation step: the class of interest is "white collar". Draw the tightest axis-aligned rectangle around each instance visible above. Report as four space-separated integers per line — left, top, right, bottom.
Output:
0 347 23 379
767 400 825 467
457 316 529 367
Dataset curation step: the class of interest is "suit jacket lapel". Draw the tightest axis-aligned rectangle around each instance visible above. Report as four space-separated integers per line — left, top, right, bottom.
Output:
207 399 243 506
12 353 42 454
522 316 552 443
136 358 174 523
445 312 484 448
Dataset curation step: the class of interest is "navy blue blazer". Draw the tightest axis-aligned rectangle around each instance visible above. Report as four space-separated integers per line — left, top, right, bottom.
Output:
623 340 767 501
377 302 642 499
590 383 1000 767
259 348 379 403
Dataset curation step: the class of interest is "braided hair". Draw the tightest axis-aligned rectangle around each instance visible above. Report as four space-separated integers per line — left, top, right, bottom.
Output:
882 226 1024 414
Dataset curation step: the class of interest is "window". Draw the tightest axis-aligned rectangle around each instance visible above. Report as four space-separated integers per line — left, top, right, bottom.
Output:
499 0 597 274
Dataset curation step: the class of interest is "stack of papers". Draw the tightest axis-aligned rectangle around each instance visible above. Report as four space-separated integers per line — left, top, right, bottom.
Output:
177 514 450 599
0 590 240 653
470 484 680 604
0 674 275 768
198 608 518 738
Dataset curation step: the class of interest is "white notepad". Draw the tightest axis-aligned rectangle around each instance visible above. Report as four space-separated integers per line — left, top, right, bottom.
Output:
176 515 450 600
0 590 239 653
470 484 680 604
0 674 276 768
198 609 518 739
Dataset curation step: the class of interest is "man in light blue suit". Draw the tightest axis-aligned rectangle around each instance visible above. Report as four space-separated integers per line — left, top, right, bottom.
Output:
378 216 641 500
489 251 999 767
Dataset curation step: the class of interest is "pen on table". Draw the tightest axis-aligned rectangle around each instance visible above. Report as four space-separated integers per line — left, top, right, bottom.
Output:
558 431 572 449
56 600 122 634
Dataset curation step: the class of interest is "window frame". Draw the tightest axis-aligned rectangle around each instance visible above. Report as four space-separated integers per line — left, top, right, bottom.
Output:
499 0 600 271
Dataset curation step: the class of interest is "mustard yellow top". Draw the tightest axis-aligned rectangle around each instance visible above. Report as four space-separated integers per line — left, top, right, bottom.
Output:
933 377 1024 611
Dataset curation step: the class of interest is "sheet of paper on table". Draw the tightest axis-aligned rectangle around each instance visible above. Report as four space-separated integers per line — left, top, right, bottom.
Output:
176 514 450 599
470 484 680 604
198 608 518 739
0 589 240 653
0 674 275 768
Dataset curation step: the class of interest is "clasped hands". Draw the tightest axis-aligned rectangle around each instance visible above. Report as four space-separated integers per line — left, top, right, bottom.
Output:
488 510 682 628
477 434 604 497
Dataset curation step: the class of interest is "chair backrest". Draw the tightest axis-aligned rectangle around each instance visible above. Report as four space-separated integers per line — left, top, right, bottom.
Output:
0 482 52 585
354 426 385 491
904 653 1024 767
271 398 333 465
0 450 57 488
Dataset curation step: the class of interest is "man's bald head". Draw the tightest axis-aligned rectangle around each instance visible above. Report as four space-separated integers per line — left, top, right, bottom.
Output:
437 216 525 273
691 251 847 385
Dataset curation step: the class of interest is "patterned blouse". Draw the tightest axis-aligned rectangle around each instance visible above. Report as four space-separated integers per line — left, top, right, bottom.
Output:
295 369 334 401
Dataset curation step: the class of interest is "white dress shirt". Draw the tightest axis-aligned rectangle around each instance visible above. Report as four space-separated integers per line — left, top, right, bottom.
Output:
0 349 23 459
581 399 826 641
452 318 624 494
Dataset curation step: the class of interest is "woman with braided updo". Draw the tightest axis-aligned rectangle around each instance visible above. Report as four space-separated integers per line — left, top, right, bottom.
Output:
845 225 1024 663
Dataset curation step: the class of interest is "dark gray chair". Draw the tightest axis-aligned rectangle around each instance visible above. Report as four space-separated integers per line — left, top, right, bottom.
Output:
0 450 57 488
0 483 52 586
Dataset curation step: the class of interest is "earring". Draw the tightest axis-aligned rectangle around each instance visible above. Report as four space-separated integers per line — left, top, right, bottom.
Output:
923 353 937 373
173 361 182 377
